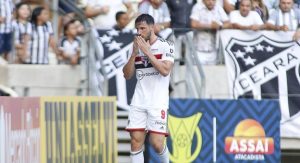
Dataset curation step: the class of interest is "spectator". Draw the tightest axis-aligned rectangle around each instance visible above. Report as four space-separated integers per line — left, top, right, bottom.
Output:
190 0 231 65
165 0 196 65
266 0 300 31
223 0 239 13
253 0 269 22
295 0 300 8
0 0 14 60
12 2 32 63
264 0 279 14
229 0 265 30
139 0 172 39
113 11 130 31
73 19 85 35
166 0 196 35
58 19 80 65
84 0 133 29
27 6 57 64
223 0 268 14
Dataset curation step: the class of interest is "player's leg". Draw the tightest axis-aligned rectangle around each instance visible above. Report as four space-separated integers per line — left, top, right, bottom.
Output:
126 106 147 163
129 131 146 163
148 108 169 163
149 133 169 163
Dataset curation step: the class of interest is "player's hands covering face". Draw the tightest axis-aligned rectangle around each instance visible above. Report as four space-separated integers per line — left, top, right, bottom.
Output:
136 36 151 56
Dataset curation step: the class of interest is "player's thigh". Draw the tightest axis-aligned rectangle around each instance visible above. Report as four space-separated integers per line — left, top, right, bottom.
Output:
130 131 147 148
147 108 168 135
149 132 166 153
126 106 148 151
126 106 147 131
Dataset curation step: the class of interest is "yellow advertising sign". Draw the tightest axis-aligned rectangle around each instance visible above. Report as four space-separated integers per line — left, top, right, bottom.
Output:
168 113 203 163
40 97 117 163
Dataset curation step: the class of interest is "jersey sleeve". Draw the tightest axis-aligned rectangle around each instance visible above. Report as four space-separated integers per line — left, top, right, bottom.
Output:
162 41 175 63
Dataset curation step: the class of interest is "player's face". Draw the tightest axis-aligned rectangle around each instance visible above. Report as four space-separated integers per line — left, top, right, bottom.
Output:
135 21 153 41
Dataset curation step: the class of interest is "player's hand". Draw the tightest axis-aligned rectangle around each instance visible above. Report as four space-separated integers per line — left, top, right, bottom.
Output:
132 36 139 56
136 36 151 56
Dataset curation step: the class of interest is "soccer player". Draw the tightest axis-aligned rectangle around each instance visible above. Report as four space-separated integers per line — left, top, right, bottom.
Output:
123 14 174 163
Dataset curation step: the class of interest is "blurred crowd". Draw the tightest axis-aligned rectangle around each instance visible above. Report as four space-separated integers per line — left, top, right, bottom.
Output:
1 0 300 65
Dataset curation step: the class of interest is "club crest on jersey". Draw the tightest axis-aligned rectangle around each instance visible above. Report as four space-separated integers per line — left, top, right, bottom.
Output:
141 56 150 67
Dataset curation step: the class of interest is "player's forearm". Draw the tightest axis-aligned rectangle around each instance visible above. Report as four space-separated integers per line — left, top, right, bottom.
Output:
147 54 172 77
123 54 136 80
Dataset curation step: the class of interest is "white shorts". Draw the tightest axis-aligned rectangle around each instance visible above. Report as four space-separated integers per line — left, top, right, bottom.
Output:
126 106 169 136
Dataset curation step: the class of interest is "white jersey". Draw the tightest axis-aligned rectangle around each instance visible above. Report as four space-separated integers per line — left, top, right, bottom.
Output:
131 37 175 109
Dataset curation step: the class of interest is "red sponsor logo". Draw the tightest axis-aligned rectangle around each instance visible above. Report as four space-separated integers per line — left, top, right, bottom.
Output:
225 137 274 154
224 119 274 155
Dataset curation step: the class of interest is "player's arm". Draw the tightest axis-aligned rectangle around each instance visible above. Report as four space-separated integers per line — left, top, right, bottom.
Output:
148 56 173 77
136 36 173 76
123 54 137 79
123 38 138 79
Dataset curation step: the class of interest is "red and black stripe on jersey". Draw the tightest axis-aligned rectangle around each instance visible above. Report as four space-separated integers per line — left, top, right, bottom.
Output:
135 54 162 69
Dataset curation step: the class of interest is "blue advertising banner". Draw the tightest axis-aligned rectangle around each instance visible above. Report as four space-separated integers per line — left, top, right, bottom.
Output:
146 99 281 163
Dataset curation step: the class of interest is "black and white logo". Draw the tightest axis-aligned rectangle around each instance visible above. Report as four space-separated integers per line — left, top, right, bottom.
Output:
141 56 150 67
226 35 300 120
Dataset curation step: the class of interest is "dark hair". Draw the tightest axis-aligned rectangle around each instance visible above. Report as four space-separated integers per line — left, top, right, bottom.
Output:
31 6 45 25
116 11 126 21
64 19 76 35
15 2 31 20
135 14 154 25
